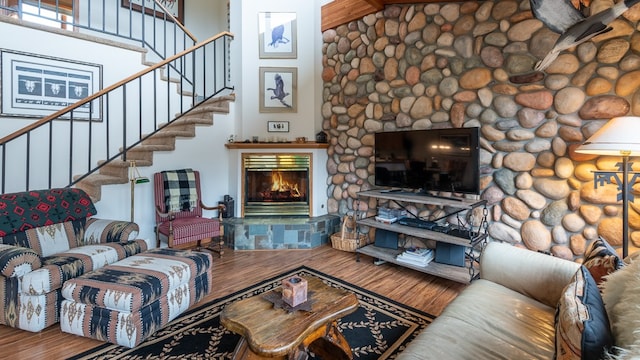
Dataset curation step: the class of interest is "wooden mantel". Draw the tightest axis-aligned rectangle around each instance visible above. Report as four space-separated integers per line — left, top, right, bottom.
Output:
321 0 477 31
225 142 329 150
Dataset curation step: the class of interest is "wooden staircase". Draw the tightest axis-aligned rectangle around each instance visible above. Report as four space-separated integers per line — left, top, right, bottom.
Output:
75 94 235 202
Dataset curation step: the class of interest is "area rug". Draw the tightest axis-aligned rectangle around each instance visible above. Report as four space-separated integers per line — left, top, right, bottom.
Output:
68 266 435 360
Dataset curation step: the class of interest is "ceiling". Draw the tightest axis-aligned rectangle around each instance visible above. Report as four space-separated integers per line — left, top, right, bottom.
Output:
321 0 468 31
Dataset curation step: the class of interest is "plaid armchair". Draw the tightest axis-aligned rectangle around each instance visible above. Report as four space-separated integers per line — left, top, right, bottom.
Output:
154 169 225 256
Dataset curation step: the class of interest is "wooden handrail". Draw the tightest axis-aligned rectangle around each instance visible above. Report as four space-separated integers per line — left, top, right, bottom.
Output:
152 0 198 42
0 31 233 145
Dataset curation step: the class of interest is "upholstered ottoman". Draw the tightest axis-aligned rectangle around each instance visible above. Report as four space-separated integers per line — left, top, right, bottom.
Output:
59 248 212 348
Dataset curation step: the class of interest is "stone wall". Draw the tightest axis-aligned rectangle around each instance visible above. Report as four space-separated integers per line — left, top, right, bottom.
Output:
321 0 640 260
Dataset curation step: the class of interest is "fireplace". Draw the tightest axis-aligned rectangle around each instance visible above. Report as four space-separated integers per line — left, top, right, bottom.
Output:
242 153 311 216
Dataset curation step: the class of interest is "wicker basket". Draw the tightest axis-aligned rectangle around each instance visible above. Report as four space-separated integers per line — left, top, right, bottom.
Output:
331 214 367 252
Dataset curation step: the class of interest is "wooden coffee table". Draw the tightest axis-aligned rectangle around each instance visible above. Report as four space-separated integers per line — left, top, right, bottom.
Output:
220 275 359 360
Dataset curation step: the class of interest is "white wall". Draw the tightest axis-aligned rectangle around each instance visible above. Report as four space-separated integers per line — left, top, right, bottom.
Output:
222 0 328 217
95 106 236 246
230 0 325 142
98 0 331 243
93 0 237 244
186 0 229 41
0 0 327 245
0 22 148 137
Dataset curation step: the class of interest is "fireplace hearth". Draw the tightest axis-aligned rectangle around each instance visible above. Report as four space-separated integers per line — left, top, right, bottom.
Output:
242 153 311 216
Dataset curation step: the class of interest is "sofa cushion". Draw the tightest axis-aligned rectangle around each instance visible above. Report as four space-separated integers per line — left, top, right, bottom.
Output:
84 218 139 244
583 237 624 285
20 240 148 294
602 259 640 351
396 279 558 360
61 248 212 312
0 244 41 278
555 266 613 360
1 219 85 257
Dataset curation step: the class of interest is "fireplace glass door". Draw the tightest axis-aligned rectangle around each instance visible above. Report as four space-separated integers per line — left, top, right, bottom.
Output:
243 154 311 216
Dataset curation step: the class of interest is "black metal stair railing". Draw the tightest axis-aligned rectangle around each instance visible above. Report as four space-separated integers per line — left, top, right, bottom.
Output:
0 0 197 63
0 31 234 193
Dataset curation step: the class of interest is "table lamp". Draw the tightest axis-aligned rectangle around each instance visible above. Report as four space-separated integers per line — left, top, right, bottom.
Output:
129 160 150 222
575 116 640 258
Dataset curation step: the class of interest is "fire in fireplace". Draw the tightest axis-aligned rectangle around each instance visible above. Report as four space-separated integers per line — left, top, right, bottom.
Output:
259 171 304 201
242 153 311 216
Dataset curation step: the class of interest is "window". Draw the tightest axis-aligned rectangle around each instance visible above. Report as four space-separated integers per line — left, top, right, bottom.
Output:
13 0 77 30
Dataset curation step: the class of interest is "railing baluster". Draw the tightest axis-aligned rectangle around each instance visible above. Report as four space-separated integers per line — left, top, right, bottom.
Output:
165 68 170 120
106 92 111 163
88 101 93 173
138 77 142 139
0 24 232 192
26 131 30 190
1 143 5 193
153 72 158 130
69 112 74 186
48 122 53 189
200 46 206 100
123 86 127 163
86 0 90 29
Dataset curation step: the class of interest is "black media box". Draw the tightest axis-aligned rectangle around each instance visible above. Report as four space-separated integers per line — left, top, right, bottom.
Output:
375 229 398 249
435 242 466 267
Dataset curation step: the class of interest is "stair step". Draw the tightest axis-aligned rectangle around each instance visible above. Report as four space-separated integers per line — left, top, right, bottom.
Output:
189 105 229 114
147 128 195 138
176 85 194 97
97 159 153 178
142 135 179 146
75 173 130 202
127 144 175 152
159 122 197 133
80 95 235 203
207 94 236 103
98 159 154 168
177 117 214 125
163 117 213 126
83 173 128 186
98 163 128 178
74 181 102 203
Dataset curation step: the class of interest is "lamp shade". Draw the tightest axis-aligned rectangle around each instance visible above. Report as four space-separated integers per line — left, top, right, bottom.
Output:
575 116 640 156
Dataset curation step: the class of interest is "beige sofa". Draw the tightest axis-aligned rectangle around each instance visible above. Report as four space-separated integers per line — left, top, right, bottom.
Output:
398 241 584 359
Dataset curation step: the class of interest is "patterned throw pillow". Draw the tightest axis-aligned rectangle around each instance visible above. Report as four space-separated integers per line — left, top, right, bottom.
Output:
0 244 41 278
84 219 140 244
583 237 624 285
556 266 613 360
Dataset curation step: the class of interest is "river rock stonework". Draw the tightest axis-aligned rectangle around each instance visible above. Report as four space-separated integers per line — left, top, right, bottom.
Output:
322 0 640 260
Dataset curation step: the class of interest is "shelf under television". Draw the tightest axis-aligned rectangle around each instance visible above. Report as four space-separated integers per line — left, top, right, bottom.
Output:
357 217 487 248
356 244 479 284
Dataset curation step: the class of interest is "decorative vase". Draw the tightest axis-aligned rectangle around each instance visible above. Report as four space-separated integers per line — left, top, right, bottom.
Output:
282 276 308 307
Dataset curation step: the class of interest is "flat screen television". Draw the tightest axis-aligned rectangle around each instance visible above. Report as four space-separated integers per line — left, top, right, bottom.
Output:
374 127 480 195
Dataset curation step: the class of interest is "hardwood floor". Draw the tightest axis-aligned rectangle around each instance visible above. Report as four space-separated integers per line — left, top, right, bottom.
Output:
0 245 466 359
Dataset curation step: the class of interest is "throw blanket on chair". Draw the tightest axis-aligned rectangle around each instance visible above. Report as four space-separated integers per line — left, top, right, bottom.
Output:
162 169 199 212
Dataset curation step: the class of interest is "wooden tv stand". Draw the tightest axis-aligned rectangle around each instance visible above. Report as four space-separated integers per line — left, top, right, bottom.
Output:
354 189 488 283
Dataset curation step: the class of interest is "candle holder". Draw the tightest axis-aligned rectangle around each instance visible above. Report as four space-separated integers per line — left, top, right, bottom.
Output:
282 276 307 307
